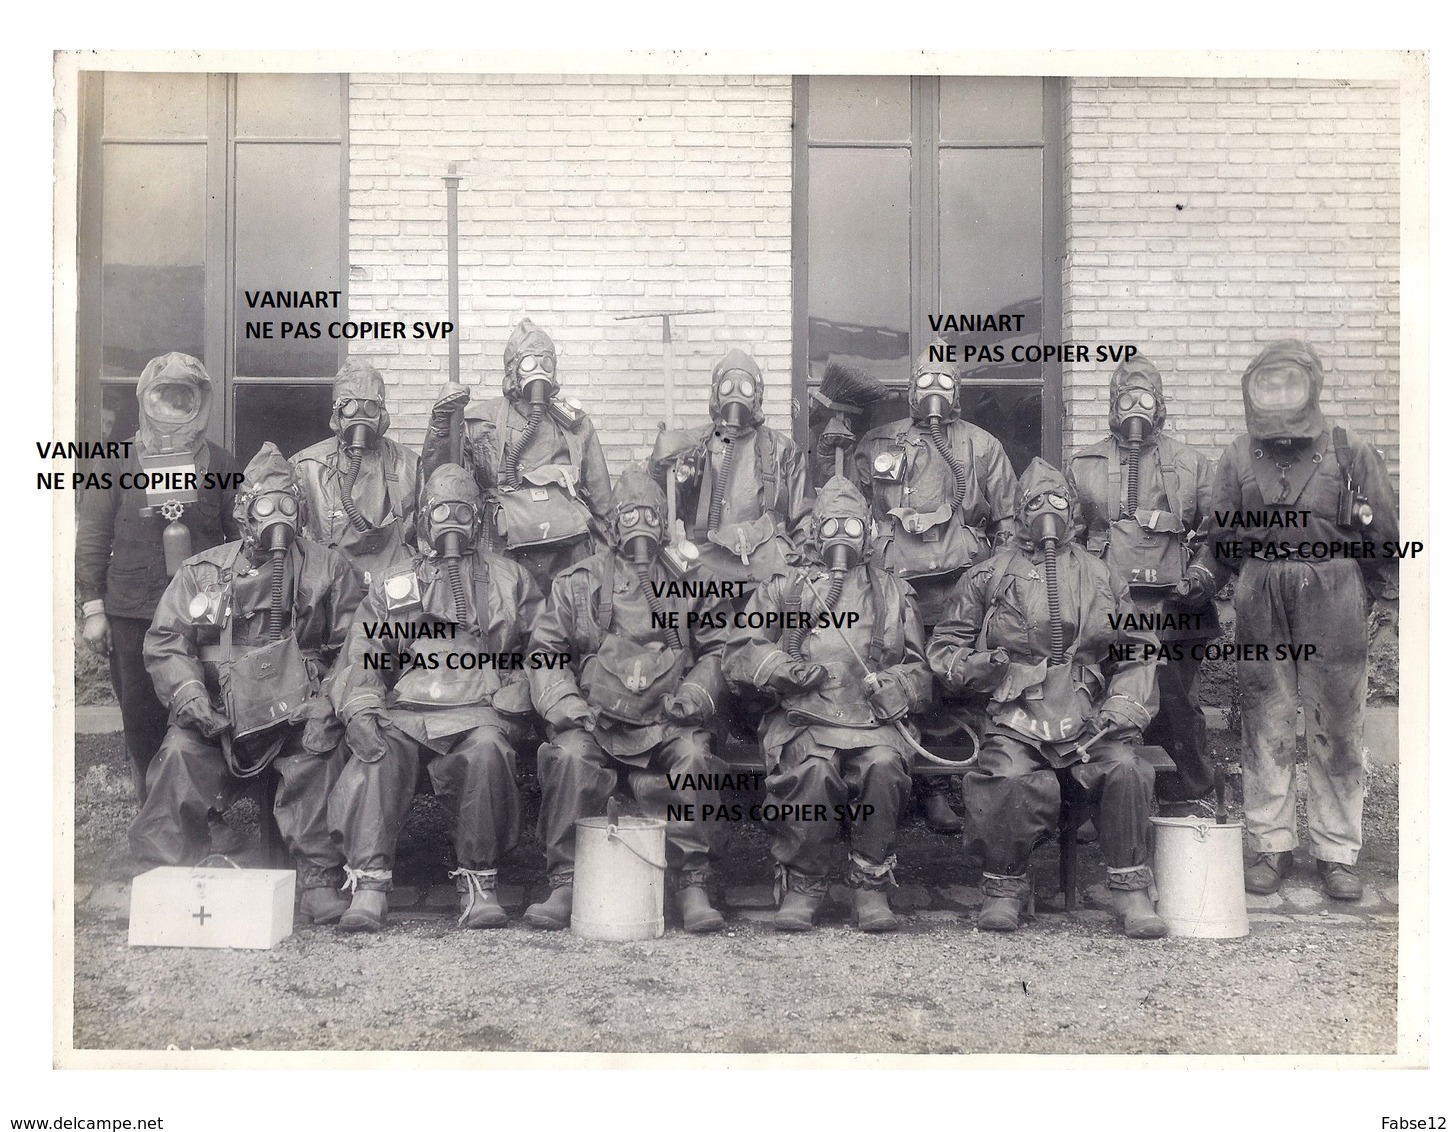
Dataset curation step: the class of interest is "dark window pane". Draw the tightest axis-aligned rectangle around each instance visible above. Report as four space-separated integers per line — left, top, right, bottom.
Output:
103 72 207 137
97 383 140 445
807 148 911 391
234 143 342 378
937 149 1043 382
234 384 336 464
807 76 911 143
236 73 343 138
939 77 1043 143
960 385 1043 473
101 144 207 378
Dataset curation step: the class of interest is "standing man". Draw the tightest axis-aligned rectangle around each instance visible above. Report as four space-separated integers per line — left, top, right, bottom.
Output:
77 352 241 803
292 358 420 590
328 464 542 932
1066 355 1218 804
130 444 366 924
852 343 1019 834
1190 341 1398 901
928 459 1166 939
724 477 932 933
525 467 734 934
422 318 612 598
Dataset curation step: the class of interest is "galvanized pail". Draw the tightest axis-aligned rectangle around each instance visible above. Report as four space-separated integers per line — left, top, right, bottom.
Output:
1151 816 1250 939
571 815 667 941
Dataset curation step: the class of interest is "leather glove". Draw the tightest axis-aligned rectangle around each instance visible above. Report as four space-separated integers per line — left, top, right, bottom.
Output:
1093 695 1151 735
661 687 711 725
176 692 229 738
431 381 471 420
544 694 597 732
1172 563 1216 608
768 660 828 694
346 710 391 763
81 612 112 658
864 674 910 722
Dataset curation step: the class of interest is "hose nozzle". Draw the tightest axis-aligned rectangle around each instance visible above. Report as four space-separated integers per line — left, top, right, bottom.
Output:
261 521 295 553
822 541 857 572
343 421 375 453
718 400 749 428
436 529 466 560
623 532 658 566
522 375 553 405
1032 511 1065 548
1121 415 1147 444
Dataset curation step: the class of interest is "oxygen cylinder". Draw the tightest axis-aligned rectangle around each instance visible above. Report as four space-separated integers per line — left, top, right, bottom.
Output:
161 513 192 577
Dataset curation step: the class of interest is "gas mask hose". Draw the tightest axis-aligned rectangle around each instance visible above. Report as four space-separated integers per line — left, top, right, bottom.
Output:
1123 417 1145 517
268 547 288 642
437 530 469 625
1043 538 1063 665
340 445 373 533
786 565 844 660
928 418 968 509
501 395 547 490
634 560 683 650
705 434 740 532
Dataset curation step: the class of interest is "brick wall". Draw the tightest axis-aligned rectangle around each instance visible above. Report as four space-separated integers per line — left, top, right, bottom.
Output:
346 73 794 474
1061 77 1401 489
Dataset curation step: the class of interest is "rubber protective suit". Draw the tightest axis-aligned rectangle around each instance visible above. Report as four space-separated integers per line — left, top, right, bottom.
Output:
528 465 734 899
421 318 613 597
724 476 932 907
648 348 811 588
326 463 543 920
292 359 420 589
1066 355 1217 801
928 458 1162 904
77 352 241 801
130 443 365 902
1192 341 1398 869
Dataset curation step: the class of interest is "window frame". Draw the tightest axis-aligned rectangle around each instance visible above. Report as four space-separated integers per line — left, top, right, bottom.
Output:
790 74 1065 467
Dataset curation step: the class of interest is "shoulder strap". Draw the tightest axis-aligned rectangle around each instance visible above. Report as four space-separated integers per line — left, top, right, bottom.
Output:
1156 436 1184 517
571 562 613 653
1106 446 1124 521
1333 427 1353 478
494 400 512 470
757 428 780 511
975 553 1018 653
867 569 888 669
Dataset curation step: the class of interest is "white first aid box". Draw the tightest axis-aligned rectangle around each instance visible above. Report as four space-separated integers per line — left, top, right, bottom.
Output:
128 867 296 949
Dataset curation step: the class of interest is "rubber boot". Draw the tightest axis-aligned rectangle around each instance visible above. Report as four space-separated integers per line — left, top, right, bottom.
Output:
774 889 822 932
852 889 897 932
456 874 509 929
923 790 963 836
337 889 388 933
299 886 349 925
524 883 573 930
676 885 725 934
1109 888 1168 939
976 896 1024 933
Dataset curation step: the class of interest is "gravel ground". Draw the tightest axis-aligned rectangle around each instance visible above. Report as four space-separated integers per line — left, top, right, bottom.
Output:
71 730 1401 1056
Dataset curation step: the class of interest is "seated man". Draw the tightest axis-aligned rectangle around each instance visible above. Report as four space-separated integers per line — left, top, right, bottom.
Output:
130 443 366 925
525 466 734 934
723 476 931 933
327 464 542 932
928 458 1166 939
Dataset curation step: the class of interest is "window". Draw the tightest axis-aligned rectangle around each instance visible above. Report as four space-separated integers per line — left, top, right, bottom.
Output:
791 76 1062 474
78 72 348 461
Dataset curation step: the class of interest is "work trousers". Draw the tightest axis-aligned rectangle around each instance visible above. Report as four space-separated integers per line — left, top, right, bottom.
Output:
128 723 340 870
1144 651 1215 801
328 716 523 875
964 730 1154 894
109 616 171 804
537 727 720 879
766 735 912 883
1236 559 1368 865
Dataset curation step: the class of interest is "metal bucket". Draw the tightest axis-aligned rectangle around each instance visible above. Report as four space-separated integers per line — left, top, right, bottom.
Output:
1151 816 1250 939
571 815 667 941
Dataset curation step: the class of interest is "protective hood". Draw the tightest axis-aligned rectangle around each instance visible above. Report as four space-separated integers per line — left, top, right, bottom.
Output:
810 475 871 568
1014 457 1078 549
502 317 558 400
1241 339 1327 441
909 341 960 422
329 358 391 440
1107 355 1167 438
136 352 213 457
610 463 668 559
709 348 766 428
234 441 308 542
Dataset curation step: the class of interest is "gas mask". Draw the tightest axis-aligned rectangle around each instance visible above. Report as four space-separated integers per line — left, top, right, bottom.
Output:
514 353 559 406
428 499 478 560
713 369 758 430
910 368 958 424
816 514 866 572
1114 388 1157 445
1023 490 1071 547
617 504 663 565
248 491 301 553
337 397 383 453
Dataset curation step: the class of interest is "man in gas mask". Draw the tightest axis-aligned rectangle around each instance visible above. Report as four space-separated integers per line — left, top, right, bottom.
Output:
852 343 1019 835
423 318 613 598
648 348 811 588
326 464 542 932
724 477 932 932
131 444 366 924
1189 341 1398 901
1066 355 1218 804
77 352 242 803
292 359 420 589
928 459 1166 938
525 466 734 933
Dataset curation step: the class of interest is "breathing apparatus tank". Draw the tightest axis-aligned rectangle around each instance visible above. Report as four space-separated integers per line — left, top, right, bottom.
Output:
160 501 193 576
